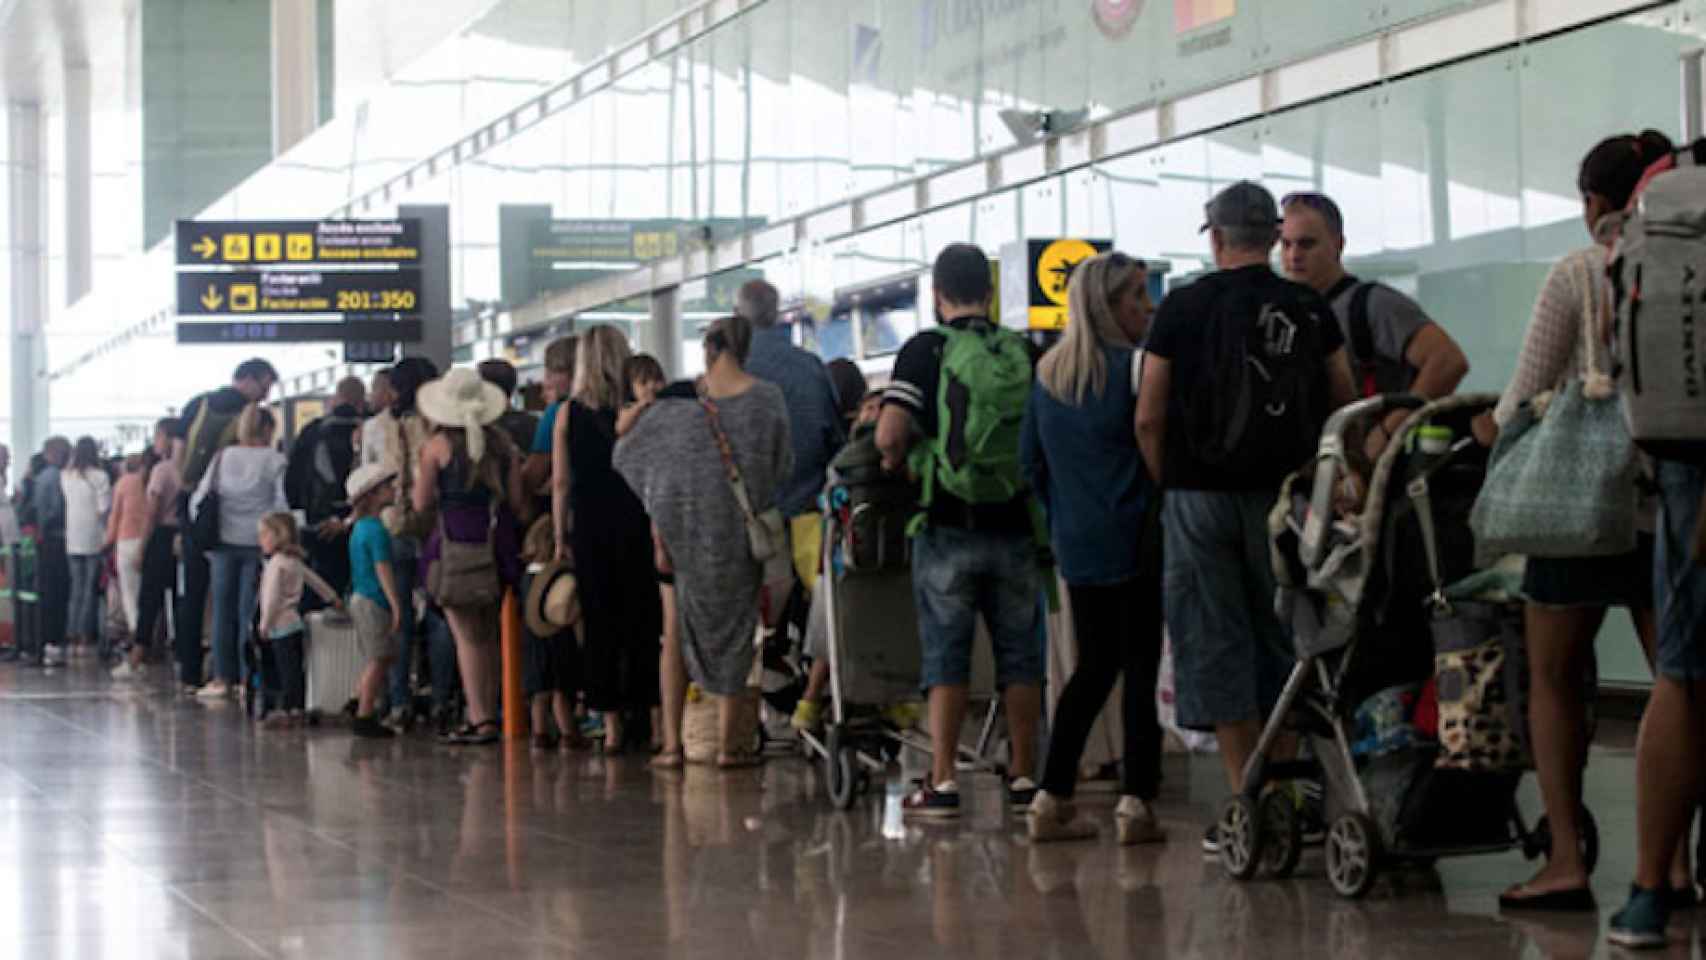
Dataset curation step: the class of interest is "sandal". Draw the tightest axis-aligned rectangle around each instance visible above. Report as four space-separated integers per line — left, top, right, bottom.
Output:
716 750 763 770
650 749 686 770
463 721 501 746
439 723 477 744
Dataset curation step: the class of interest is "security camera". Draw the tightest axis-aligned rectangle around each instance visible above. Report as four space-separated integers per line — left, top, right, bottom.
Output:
999 108 1089 145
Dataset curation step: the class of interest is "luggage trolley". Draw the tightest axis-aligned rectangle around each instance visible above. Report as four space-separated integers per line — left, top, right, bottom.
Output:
799 464 1006 810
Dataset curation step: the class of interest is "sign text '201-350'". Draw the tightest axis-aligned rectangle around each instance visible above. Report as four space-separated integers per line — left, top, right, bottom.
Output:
175 270 423 317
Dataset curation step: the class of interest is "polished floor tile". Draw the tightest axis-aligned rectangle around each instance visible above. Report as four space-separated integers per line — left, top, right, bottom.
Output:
0 661 1697 958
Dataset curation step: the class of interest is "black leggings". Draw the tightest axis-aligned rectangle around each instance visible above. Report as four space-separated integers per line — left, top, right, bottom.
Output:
1041 574 1165 801
259 630 306 712
132 527 177 652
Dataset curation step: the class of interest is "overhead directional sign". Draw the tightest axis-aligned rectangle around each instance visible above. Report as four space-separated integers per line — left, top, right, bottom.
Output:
176 270 423 317
175 219 422 266
176 319 424 345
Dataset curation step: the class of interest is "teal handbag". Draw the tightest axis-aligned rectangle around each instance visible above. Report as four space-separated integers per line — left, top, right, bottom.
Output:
1470 259 1639 563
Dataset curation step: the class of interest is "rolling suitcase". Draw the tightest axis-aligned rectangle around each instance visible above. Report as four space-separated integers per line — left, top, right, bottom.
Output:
305 609 365 718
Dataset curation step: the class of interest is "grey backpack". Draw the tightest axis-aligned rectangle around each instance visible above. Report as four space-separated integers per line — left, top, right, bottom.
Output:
1611 142 1706 464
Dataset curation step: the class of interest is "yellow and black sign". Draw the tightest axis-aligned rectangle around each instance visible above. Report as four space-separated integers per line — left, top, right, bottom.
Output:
1019 237 1111 330
176 220 422 266
177 270 423 318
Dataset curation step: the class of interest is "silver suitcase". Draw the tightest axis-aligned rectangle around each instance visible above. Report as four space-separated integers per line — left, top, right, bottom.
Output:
305 610 365 717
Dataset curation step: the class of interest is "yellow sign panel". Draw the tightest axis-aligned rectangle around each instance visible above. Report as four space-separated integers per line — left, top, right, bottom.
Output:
1028 305 1071 330
229 284 258 313
1036 238 1099 307
286 233 314 261
222 233 251 262
254 233 281 261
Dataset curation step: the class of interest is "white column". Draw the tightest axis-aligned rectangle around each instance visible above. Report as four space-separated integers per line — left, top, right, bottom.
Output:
8 101 49 461
270 0 319 155
649 286 681 378
63 65 92 304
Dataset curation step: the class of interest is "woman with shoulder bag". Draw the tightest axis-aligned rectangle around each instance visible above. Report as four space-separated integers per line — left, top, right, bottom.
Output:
1019 252 1167 846
1475 130 1691 912
190 406 288 700
551 326 663 754
614 315 792 769
414 368 527 746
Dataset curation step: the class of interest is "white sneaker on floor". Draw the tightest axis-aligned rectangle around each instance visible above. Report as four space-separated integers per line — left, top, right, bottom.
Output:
42 644 64 667
1115 796 1166 845
195 679 232 700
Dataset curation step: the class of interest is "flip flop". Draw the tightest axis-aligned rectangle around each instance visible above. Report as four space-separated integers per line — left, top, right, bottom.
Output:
650 749 686 770
1498 885 1596 912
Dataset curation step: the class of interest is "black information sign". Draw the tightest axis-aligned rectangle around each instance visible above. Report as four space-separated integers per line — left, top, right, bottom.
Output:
175 219 422 266
344 340 399 364
175 319 424 345
176 270 423 318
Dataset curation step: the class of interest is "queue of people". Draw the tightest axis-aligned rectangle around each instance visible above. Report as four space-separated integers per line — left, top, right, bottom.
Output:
0 124 1703 954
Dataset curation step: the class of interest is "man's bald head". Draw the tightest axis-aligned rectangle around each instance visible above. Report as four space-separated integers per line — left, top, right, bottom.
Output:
735 280 780 330
334 376 366 410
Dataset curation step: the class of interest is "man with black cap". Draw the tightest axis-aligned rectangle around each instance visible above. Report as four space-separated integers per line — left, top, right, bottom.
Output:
1135 181 1358 854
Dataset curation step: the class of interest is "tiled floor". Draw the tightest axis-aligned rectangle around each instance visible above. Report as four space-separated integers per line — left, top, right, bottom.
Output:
0 661 1696 959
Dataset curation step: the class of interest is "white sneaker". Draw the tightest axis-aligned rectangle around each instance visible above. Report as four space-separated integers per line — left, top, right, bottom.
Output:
111 661 142 681
195 679 232 700
42 644 64 666
1027 790 1097 843
1115 796 1166 845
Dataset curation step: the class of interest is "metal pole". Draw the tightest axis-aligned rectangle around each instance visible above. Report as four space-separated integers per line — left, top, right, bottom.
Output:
1682 49 1704 143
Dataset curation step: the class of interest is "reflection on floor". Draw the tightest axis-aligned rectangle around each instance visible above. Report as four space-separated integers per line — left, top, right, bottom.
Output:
0 662 1695 959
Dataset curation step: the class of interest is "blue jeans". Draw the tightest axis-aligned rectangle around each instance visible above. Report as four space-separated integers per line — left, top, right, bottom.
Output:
387 538 420 711
1655 461 1706 681
1162 489 1293 731
911 526 1044 691
208 546 261 684
423 608 461 713
66 554 103 642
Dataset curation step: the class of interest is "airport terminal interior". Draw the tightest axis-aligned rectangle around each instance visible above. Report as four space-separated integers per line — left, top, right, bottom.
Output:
3 0 1706 956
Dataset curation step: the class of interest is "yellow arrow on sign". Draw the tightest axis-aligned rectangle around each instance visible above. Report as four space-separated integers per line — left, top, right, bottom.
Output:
200 285 224 311
193 236 217 260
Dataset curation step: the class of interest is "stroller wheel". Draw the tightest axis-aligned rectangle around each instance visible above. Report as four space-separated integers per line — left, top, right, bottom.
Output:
1219 796 1264 881
1260 791 1304 879
1532 808 1600 874
1325 813 1381 898
823 726 857 811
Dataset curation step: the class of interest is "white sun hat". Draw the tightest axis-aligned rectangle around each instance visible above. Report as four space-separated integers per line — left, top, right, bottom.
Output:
415 366 508 462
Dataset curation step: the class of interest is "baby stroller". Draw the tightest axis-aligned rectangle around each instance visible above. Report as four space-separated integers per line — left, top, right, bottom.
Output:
1218 393 1599 898
798 439 1007 810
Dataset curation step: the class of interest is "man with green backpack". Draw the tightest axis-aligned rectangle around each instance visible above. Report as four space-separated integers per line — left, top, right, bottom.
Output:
877 243 1047 819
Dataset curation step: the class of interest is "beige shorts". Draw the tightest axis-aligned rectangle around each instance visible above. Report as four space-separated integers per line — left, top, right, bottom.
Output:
349 594 394 663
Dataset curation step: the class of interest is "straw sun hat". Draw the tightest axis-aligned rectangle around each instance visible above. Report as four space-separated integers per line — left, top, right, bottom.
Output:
524 560 581 638
416 367 508 461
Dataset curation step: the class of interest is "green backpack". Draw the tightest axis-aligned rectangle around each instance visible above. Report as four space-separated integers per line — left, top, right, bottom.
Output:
910 321 1032 513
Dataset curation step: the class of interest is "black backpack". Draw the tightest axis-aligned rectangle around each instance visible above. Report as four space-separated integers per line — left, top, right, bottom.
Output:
289 414 361 524
1327 275 1409 399
1182 273 1330 477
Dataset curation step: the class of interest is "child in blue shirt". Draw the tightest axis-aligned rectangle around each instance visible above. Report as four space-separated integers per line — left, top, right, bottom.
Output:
344 465 405 739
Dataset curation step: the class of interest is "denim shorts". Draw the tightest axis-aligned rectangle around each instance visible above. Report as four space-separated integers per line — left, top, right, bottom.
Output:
911 526 1044 691
1655 461 1706 681
1162 489 1294 732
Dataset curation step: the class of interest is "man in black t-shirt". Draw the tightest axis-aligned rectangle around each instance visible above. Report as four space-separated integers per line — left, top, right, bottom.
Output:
1135 182 1357 852
877 244 1045 820
286 376 366 604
